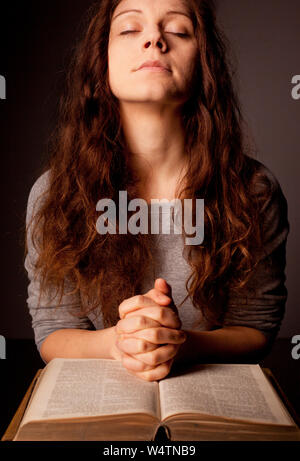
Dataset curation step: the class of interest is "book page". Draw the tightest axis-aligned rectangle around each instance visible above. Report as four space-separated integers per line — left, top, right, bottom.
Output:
159 364 294 425
20 358 159 426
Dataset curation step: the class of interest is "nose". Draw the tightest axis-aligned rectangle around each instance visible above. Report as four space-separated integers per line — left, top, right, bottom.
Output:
143 28 168 52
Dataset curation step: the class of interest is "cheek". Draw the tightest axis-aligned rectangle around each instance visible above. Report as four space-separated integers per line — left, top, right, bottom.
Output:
108 44 126 92
179 48 198 84
108 42 118 74
108 41 132 75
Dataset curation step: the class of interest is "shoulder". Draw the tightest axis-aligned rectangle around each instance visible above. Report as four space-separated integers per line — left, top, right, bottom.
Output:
243 155 283 196
243 156 289 249
26 169 51 224
28 169 51 199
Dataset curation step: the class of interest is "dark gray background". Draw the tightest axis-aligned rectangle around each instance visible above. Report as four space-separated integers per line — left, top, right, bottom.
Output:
0 0 299 340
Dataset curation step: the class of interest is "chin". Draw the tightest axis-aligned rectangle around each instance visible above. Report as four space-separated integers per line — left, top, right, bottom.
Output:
130 84 176 102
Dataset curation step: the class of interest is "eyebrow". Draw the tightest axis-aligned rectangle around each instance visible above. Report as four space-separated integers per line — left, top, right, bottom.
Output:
111 9 192 23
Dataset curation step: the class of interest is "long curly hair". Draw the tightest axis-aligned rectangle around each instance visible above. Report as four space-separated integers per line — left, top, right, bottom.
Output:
24 0 270 329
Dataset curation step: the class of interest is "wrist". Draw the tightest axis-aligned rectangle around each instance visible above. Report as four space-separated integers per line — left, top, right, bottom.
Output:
109 326 123 361
173 329 210 366
83 326 122 360
173 329 191 365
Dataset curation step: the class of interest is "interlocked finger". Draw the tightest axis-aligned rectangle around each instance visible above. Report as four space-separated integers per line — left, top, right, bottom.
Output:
121 352 156 372
116 315 161 334
125 358 174 382
129 327 186 344
123 306 181 329
130 344 181 367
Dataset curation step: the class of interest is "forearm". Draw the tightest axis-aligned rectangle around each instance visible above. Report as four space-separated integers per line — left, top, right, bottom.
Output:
40 326 120 364
174 326 270 366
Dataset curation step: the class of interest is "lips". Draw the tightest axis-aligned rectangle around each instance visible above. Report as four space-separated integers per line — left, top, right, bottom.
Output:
137 60 171 72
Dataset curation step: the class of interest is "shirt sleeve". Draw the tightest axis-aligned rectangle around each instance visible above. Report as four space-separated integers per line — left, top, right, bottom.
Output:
222 165 290 343
24 171 95 358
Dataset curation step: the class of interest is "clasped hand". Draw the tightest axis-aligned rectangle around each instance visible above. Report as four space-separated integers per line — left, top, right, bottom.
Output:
113 278 187 382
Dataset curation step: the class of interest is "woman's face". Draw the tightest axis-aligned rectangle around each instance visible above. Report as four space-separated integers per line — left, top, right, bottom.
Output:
108 0 198 106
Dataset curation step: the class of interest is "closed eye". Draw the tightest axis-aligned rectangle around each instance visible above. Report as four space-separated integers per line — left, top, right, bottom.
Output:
167 32 189 38
120 30 138 35
120 31 189 38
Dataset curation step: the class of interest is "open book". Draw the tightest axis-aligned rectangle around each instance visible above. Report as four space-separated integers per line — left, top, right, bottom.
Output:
13 358 300 441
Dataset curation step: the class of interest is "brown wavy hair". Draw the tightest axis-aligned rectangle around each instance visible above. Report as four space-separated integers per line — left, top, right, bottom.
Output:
25 0 271 329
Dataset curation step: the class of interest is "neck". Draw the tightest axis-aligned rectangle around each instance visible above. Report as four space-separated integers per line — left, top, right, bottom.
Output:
120 102 188 199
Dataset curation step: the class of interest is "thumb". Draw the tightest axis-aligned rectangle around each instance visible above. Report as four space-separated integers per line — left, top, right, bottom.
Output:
154 278 181 327
155 278 173 299
154 278 181 324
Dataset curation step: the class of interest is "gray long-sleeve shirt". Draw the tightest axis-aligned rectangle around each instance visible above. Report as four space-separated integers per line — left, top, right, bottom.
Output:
24 158 289 356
